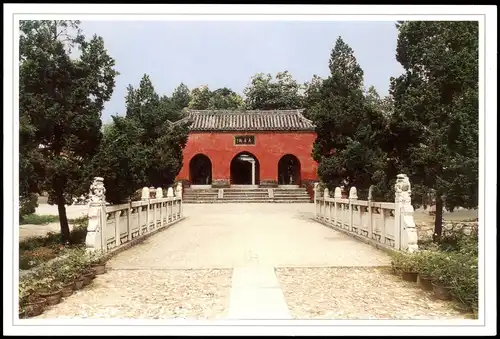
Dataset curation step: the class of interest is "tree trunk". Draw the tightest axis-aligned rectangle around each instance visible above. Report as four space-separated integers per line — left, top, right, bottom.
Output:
57 195 71 244
433 193 444 242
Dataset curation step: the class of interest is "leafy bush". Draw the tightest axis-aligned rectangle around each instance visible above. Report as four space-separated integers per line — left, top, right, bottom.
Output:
449 253 478 311
391 252 420 273
20 193 38 217
88 249 108 265
53 260 80 284
19 217 89 270
19 247 58 270
393 229 478 314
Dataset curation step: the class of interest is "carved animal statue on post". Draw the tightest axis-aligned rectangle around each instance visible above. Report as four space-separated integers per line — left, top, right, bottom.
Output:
89 177 106 203
86 177 106 250
394 174 418 253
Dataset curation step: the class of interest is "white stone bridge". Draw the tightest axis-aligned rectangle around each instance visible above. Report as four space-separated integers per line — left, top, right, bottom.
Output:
34 177 465 320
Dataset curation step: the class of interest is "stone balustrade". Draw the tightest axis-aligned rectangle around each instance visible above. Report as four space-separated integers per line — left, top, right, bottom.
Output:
313 174 418 253
85 177 184 251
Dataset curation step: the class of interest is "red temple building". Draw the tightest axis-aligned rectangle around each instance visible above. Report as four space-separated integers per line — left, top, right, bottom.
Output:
176 109 318 191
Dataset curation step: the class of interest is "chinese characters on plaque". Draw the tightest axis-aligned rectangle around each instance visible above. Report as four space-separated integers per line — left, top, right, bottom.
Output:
234 135 255 145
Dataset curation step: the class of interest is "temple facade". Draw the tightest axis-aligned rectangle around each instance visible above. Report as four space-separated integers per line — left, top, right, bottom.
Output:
176 109 318 189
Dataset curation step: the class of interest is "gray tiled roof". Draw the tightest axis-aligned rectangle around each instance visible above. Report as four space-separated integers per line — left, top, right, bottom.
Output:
185 109 315 132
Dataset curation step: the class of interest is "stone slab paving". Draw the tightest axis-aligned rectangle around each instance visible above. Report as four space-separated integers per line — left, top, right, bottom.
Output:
30 203 466 320
276 267 468 320
35 269 232 319
228 265 291 320
109 203 390 270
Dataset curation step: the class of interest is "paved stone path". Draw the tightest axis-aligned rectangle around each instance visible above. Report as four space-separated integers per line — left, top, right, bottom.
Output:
34 203 466 320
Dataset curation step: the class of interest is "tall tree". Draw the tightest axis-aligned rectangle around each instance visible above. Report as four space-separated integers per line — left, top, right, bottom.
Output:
188 85 212 110
171 83 190 111
243 71 303 110
19 20 118 242
91 116 147 204
97 74 190 203
208 87 244 109
308 37 388 194
303 74 324 111
390 21 479 239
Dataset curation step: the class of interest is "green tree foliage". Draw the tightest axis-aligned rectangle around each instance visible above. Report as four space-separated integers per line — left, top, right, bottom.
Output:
188 85 212 110
303 74 324 112
243 71 304 110
19 20 118 242
208 87 244 109
307 37 388 195
95 74 190 203
91 117 147 204
170 83 191 111
390 21 479 238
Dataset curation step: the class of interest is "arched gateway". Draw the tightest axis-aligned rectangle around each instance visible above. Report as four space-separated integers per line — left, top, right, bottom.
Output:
189 154 212 185
278 154 301 185
176 109 319 188
230 152 260 186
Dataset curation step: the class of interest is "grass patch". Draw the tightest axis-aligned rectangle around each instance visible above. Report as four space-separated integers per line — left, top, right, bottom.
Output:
19 214 59 225
19 217 89 270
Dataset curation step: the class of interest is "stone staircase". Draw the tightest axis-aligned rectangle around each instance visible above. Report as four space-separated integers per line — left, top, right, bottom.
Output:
183 188 219 203
183 187 312 203
273 188 311 203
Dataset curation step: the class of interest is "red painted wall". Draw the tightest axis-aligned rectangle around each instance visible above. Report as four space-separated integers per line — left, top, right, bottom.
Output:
177 131 318 185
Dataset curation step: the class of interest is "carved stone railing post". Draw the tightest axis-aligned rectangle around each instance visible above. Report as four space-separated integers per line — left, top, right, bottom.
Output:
86 177 107 251
313 182 320 218
368 185 374 240
334 187 341 228
349 186 358 232
156 188 163 227
175 182 183 218
141 187 149 200
395 174 418 252
167 187 174 221
141 187 149 235
324 188 330 221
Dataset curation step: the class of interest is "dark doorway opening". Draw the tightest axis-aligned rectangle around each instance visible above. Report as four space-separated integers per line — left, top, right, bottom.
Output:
230 152 260 185
189 154 212 185
278 154 301 185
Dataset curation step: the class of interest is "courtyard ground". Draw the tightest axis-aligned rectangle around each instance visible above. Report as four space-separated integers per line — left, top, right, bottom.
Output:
32 203 466 320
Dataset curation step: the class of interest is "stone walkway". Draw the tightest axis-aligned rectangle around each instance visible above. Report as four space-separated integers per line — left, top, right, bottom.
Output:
34 203 466 320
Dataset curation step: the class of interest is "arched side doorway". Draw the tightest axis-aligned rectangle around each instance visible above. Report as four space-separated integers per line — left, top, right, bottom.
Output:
189 154 212 185
230 152 260 185
278 154 301 185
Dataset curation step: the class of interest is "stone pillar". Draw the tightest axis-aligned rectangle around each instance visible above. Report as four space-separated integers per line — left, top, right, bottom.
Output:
313 182 320 218
395 174 418 252
250 159 256 186
167 187 174 198
334 187 342 228
175 182 183 218
175 182 183 199
86 177 107 251
348 187 358 232
324 188 330 221
141 187 150 200
368 185 374 240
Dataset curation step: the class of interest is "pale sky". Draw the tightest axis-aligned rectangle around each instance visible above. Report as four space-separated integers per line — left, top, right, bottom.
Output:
79 21 404 122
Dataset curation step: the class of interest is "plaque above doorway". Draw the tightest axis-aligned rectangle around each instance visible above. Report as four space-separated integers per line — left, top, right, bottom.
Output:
234 135 255 146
